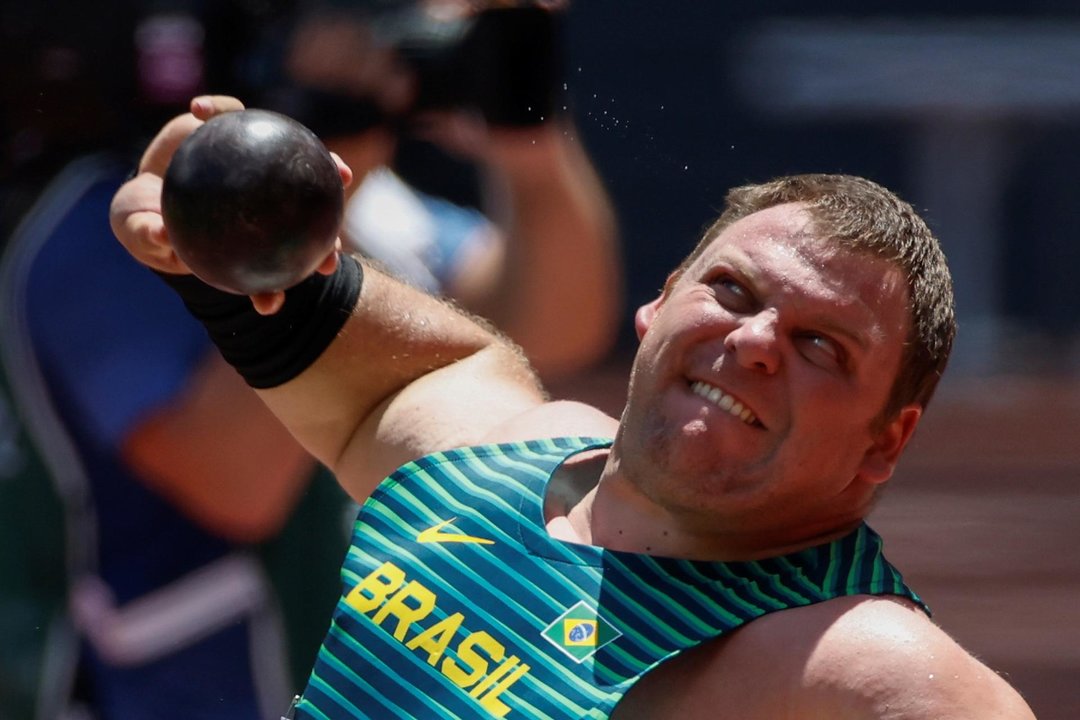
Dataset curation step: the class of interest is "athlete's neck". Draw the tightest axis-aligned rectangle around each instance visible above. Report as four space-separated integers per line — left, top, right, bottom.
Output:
564 473 866 561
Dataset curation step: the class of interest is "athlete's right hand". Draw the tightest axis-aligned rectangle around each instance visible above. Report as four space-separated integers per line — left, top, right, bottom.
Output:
109 95 246 276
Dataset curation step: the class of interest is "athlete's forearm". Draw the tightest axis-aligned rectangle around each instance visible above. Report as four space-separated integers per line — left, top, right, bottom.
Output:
253 258 542 491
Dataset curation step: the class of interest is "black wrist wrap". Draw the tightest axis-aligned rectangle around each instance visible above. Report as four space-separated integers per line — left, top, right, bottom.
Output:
157 255 363 389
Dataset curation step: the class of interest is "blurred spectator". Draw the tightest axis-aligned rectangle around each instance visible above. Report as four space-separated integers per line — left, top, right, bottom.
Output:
268 1 621 376
2 152 351 719
0 1 620 719
0 1 347 714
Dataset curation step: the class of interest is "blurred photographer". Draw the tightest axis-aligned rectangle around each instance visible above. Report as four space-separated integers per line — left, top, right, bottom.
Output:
269 0 622 378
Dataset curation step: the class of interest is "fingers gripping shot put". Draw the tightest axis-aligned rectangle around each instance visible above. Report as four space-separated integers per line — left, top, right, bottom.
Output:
111 96 1038 719
162 108 344 295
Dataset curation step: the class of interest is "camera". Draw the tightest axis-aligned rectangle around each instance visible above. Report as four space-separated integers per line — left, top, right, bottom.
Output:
382 3 564 126
269 2 564 139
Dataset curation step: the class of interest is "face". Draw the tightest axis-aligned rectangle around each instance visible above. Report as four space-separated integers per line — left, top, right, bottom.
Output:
615 203 919 536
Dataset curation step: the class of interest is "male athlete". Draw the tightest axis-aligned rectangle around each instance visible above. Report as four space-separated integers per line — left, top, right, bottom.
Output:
111 96 1037 719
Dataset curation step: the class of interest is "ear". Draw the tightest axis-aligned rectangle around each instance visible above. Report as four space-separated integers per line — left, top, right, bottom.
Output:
857 405 922 486
633 297 662 340
633 273 679 340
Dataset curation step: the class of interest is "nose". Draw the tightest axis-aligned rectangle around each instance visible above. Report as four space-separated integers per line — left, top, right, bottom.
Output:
724 309 781 374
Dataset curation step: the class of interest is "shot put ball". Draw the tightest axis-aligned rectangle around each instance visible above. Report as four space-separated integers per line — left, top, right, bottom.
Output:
162 108 344 294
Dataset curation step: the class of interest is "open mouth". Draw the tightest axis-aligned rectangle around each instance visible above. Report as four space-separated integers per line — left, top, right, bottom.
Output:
689 380 762 427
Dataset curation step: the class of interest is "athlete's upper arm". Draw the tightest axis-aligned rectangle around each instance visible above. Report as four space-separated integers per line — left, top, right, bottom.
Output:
327 341 618 501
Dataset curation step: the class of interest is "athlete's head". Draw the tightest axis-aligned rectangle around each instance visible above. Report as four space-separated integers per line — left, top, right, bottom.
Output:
677 174 955 423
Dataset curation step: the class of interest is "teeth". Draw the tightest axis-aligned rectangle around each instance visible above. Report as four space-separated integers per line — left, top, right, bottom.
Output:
690 382 759 426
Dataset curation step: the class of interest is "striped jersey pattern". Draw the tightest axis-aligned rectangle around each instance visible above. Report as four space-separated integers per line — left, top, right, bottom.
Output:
295 437 926 719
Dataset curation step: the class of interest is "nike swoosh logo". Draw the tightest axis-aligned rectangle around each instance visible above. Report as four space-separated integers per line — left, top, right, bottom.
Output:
416 518 494 545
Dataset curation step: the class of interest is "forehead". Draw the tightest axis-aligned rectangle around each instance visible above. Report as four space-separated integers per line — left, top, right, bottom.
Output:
690 203 882 279
686 203 910 340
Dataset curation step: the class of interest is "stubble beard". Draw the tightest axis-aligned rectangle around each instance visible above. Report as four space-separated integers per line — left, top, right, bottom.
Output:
622 401 731 522
627 389 792 533
620 359 744 522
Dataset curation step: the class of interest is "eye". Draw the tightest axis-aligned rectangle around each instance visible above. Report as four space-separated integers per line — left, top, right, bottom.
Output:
712 274 755 312
797 333 846 369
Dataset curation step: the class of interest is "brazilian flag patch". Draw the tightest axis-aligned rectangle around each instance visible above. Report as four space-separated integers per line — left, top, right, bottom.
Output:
541 600 622 663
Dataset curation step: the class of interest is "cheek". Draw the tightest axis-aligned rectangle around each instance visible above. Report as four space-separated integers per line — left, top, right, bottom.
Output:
631 324 680 386
786 383 879 461
791 414 876 482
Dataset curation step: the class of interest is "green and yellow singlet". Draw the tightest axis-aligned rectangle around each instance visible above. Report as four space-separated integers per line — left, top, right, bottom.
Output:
295 437 926 719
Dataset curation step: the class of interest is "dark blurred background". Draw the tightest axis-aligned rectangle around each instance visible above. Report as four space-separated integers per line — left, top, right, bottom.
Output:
2 1 1078 717
3 0 1080 365
560 1 1080 371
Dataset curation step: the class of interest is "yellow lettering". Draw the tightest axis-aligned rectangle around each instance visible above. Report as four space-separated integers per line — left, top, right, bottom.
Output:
371 581 437 641
345 562 532 716
477 662 531 718
442 631 503 689
345 562 405 613
468 655 520 698
405 612 465 665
